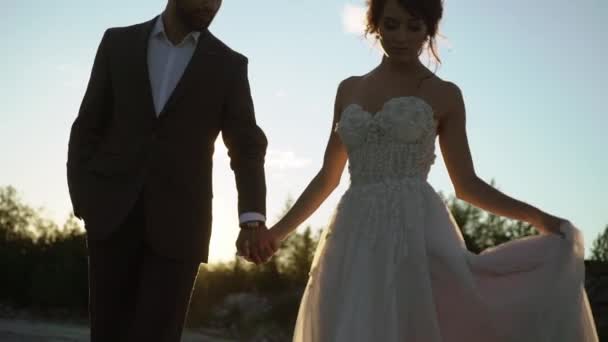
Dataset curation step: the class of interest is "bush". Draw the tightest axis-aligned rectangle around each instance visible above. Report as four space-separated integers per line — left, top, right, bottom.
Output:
0 186 88 312
591 225 608 262
441 188 538 254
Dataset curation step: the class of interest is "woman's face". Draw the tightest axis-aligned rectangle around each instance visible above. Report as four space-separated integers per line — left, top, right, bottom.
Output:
377 0 429 63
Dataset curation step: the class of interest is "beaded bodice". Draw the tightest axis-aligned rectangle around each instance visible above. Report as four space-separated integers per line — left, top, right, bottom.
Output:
335 96 438 186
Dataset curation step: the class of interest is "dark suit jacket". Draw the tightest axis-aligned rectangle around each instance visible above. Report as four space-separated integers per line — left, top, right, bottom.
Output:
67 17 267 263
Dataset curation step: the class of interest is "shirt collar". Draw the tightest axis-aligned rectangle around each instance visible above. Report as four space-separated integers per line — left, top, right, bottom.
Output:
151 13 201 45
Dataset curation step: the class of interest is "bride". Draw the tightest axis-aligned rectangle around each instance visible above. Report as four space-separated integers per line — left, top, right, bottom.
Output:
258 0 598 340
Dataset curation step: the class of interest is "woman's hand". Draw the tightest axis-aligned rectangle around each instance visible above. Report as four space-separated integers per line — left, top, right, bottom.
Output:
532 212 569 239
268 223 291 246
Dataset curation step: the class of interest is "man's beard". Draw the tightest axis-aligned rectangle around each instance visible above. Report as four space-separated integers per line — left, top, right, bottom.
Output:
175 5 216 32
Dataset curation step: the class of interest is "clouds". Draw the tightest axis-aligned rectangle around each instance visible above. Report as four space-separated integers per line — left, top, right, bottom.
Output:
267 150 311 170
342 3 367 36
274 89 288 98
341 3 382 52
54 63 89 90
214 142 310 170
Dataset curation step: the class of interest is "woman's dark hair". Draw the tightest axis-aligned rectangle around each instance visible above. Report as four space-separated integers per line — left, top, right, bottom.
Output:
365 0 444 65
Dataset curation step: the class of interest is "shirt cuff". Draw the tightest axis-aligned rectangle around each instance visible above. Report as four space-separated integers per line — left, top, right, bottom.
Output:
239 212 266 224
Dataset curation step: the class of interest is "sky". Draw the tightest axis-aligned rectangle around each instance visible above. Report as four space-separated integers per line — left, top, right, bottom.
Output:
1 0 606 262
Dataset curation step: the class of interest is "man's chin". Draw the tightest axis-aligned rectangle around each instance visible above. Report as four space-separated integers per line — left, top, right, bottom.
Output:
185 18 212 32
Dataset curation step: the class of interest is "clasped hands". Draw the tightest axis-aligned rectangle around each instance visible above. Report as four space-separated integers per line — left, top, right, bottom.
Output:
235 223 286 264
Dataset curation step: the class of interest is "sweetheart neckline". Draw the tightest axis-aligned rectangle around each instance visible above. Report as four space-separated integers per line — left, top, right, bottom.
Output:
341 96 438 126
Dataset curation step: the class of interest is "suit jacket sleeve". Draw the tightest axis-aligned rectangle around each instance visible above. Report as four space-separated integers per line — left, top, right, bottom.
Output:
221 58 268 217
66 29 113 218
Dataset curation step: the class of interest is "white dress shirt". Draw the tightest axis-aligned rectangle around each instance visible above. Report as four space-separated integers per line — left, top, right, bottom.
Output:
147 14 265 224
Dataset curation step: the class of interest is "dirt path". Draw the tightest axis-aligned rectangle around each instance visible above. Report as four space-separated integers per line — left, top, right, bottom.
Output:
0 319 235 341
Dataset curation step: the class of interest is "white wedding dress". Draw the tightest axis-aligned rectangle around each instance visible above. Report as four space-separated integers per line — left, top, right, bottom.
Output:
292 97 598 341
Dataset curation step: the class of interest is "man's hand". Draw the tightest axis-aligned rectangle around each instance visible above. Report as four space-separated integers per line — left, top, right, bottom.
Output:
236 224 279 264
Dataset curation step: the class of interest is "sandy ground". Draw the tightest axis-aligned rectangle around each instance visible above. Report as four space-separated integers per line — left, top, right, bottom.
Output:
0 319 236 342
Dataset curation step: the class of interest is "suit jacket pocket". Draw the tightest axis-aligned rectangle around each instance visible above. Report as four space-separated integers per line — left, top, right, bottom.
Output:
86 153 133 177
67 164 90 220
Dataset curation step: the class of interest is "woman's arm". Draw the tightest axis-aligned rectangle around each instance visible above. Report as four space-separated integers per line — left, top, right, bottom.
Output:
269 79 352 240
438 82 566 236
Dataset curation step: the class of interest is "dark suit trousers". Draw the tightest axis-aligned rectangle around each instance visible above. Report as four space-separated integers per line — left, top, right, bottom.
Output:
86 192 200 342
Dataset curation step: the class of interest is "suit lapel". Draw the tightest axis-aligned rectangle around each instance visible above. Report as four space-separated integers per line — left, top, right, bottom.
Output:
158 29 225 118
135 16 158 120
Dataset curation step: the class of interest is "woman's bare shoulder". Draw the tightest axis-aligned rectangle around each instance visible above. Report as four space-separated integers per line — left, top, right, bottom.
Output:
439 79 463 101
424 74 462 97
335 74 367 109
338 74 365 94
424 76 465 121
439 80 465 117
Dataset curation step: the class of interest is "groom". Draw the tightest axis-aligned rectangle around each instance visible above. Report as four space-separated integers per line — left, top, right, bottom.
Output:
67 0 277 340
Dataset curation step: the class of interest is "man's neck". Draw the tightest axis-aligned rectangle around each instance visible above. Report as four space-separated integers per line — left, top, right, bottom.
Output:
161 7 191 45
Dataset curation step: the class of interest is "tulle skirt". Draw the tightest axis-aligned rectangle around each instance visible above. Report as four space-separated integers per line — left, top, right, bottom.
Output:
292 180 598 341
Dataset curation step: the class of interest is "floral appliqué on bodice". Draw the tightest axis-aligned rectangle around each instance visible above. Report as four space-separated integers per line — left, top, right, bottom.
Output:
335 96 438 185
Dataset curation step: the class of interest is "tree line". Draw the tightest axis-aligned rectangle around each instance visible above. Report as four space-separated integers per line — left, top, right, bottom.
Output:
0 185 606 339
